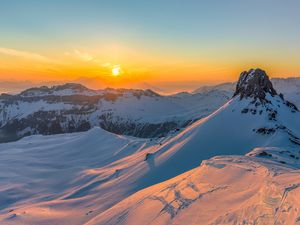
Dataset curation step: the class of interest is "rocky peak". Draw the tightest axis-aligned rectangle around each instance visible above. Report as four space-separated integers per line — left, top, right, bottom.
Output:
19 83 91 97
53 83 89 92
233 68 277 101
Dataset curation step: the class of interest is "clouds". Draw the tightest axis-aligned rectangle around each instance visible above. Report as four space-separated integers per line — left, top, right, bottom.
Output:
0 47 97 65
64 49 123 75
65 49 102 64
0 47 54 63
101 62 111 67
65 49 112 67
69 49 95 62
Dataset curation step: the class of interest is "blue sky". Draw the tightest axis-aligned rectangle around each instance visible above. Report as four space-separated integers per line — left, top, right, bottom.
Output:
2 0 300 51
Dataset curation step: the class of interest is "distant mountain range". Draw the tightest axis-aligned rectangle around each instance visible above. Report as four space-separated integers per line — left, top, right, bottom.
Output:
0 83 230 143
1 77 300 143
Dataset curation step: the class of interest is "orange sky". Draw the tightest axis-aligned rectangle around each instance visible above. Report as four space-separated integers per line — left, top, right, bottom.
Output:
1 44 300 94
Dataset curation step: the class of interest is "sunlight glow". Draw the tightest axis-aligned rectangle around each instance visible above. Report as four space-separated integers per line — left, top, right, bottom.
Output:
112 66 120 76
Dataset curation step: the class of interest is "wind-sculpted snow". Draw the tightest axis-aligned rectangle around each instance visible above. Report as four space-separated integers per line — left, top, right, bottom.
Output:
89 155 300 225
0 127 157 224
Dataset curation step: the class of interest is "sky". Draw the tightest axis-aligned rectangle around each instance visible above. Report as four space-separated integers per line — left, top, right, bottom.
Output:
1 0 300 93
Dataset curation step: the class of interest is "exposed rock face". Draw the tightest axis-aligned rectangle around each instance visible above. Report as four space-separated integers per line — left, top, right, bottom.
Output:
233 68 277 101
231 68 300 146
232 68 298 112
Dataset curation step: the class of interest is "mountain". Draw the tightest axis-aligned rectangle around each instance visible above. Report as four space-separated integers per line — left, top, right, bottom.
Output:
0 83 230 143
1 68 300 225
193 77 300 108
85 69 300 224
1 75 299 144
272 77 300 107
192 82 235 95
125 68 300 185
233 68 277 99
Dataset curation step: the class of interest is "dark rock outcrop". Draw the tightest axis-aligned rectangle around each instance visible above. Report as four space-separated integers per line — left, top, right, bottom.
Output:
233 68 277 101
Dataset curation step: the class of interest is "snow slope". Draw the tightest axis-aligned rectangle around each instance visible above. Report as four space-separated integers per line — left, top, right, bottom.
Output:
0 127 156 224
91 152 300 225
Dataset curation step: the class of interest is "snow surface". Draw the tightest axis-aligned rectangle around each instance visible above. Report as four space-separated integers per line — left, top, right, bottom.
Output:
92 154 300 225
0 127 155 224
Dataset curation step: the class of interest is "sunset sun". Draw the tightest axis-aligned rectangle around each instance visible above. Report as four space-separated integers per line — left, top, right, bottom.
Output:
112 66 120 76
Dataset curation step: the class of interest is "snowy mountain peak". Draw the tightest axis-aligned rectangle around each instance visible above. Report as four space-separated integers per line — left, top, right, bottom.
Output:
233 68 277 101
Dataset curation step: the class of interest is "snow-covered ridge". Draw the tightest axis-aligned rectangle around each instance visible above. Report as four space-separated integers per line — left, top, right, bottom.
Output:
18 82 160 98
1 73 299 144
91 152 300 225
19 83 92 97
0 83 230 142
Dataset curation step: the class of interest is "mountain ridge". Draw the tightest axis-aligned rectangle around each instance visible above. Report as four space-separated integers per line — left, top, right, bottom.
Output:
0 83 230 142
1 73 300 143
